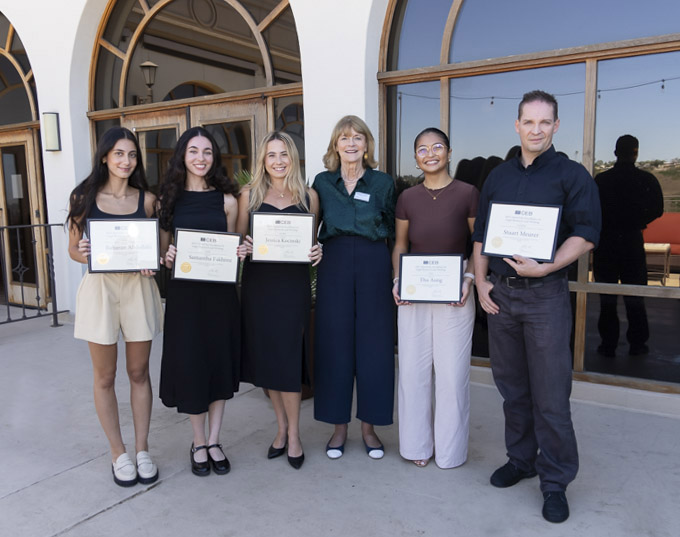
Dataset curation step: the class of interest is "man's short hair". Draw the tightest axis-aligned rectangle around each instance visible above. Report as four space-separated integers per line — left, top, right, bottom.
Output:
518 90 558 121
615 134 639 159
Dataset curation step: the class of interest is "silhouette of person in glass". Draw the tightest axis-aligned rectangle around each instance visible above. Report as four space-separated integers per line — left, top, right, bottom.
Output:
593 135 663 357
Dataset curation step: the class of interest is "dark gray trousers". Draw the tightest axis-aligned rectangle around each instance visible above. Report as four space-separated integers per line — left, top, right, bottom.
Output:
488 275 578 492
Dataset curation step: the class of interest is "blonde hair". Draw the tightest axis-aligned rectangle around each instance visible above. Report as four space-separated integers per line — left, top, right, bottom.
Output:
247 131 309 212
322 115 378 171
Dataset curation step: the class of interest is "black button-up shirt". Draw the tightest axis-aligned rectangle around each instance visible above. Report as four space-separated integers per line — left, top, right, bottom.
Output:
471 146 601 277
313 167 396 243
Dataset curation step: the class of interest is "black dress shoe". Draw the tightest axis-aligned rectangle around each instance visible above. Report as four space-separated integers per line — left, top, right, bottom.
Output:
190 444 210 477
490 461 537 488
208 444 231 475
542 491 569 523
287 451 304 470
267 441 287 459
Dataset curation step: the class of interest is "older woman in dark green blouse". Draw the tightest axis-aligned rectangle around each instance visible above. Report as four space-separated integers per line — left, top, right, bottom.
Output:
312 115 396 460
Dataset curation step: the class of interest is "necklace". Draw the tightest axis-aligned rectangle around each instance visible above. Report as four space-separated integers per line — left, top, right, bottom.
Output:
270 185 288 198
422 179 453 201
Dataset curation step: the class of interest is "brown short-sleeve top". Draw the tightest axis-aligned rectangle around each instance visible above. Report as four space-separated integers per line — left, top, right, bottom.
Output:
395 180 480 255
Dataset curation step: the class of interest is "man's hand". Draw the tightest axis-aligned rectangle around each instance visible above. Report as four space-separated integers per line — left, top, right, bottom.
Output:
503 255 548 278
476 278 499 315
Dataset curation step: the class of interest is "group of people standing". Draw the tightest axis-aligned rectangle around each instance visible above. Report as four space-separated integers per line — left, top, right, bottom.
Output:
68 90 601 524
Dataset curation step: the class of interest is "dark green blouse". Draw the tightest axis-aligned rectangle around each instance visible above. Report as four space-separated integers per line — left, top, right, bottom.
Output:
313 167 396 243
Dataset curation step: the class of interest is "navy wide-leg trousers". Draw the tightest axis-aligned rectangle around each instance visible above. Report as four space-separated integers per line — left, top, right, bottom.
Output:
314 236 395 425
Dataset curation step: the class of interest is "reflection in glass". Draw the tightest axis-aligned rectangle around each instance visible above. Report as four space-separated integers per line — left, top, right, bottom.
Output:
0 56 32 125
1 147 36 284
386 81 440 193
585 296 680 384
450 0 680 63
274 98 304 176
388 0 452 71
140 129 177 195
449 64 586 189
595 52 680 212
203 121 251 181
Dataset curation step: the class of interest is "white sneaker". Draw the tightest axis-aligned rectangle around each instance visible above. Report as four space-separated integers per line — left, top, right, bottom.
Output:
136 451 159 484
112 453 137 487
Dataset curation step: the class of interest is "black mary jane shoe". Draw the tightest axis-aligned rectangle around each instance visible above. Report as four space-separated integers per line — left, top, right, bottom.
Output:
287 452 305 470
267 440 287 459
208 443 231 475
190 443 211 477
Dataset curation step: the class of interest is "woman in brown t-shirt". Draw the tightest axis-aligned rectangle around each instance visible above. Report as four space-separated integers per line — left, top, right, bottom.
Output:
392 127 479 468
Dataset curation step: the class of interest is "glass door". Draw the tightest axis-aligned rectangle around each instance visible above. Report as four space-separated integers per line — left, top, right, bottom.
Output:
0 128 49 307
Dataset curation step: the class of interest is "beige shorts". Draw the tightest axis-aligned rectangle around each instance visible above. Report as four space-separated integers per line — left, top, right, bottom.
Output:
74 271 164 345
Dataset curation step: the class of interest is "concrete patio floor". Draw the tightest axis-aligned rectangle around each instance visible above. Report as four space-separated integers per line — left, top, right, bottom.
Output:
1 314 679 537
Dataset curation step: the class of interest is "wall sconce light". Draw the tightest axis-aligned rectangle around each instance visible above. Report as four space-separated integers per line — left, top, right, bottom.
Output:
139 60 158 104
42 112 61 151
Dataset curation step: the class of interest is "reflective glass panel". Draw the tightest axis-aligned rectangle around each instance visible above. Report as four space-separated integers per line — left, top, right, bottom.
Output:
595 51 680 212
388 0 452 70
385 81 440 193
204 120 252 183
585 296 680 383
274 97 304 177
450 0 680 63
449 64 585 189
1 146 35 284
262 6 302 84
0 56 32 125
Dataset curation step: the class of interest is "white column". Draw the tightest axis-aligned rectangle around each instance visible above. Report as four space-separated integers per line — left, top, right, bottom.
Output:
290 0 390 181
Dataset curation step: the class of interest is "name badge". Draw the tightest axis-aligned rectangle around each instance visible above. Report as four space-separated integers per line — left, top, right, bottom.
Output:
354 191 370 202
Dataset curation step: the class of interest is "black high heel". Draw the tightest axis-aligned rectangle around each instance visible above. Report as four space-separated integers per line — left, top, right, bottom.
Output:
287 452 305 470
267 441 287 459
207 443 231 475
190 443 210 477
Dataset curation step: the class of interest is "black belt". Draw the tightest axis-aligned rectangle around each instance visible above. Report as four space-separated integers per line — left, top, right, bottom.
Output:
494 272 566 289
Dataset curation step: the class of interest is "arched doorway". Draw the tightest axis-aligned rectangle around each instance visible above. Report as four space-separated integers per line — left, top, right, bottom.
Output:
89 0 303 191
0 12 49 308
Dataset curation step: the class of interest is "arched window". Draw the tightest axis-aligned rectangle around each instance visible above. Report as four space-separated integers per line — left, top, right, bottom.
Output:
381 0 680 389
92 0 301 110
0 13 37 124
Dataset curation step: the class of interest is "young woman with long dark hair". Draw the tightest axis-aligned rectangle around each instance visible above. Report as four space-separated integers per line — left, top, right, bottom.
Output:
68 127 163 487
158 126 240 477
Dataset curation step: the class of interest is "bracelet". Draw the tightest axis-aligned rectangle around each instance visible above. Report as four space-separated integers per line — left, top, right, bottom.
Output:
393 277 399 284
463 272 475 281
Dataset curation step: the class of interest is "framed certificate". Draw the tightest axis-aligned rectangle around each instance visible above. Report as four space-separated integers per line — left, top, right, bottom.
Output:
399 254 463 303
250 212 315 263
172 228 241 284
482 202 561 262
87 218 160 273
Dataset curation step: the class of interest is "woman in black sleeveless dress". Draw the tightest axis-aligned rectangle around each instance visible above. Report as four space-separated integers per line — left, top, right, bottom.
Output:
158 127 240 477
67 127 162 487
237 131 322 470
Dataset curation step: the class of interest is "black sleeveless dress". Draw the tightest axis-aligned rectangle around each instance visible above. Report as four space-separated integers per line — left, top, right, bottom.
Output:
240 202 312 392
160 190 240 414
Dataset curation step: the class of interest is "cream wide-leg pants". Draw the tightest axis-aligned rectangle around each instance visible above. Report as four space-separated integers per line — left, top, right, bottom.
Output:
397 295 475 468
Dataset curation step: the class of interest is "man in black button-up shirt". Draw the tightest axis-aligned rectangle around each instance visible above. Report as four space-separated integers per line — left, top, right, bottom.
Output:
472 90 601 523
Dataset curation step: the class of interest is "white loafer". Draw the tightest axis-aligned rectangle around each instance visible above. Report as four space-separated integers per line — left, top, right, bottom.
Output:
112 453 137 487
136 451 159 484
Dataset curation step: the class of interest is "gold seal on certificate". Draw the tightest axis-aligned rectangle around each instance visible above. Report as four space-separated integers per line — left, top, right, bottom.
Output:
398 254 463 303
482 202 561 262
250 212 315 263
172 228 241 284
87 218 160 273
